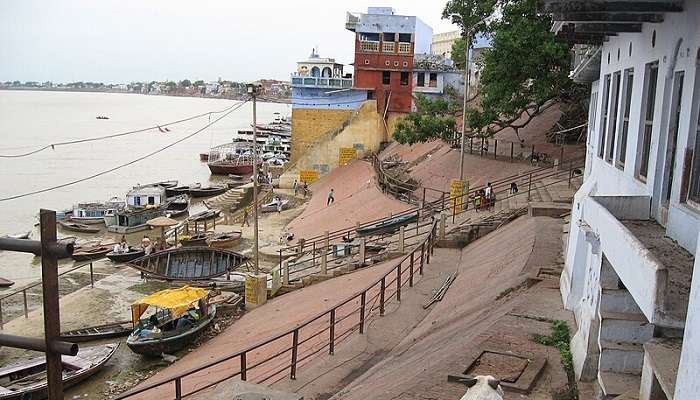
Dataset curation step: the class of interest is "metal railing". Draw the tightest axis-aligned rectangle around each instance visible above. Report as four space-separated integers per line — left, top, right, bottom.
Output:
359 41 380 52
382 42 395 53
115 219 438 399
397 42 411 54
0 259 99 328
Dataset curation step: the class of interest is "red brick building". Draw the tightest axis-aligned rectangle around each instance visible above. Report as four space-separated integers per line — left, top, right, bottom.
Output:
346 7 433 114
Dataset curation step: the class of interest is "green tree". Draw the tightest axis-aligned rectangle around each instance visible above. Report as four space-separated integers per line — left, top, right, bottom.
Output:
442 0 497 43
180 79 192 87
393 95 459 145
193 80 204 87
450 37 467 69
467 0 578 139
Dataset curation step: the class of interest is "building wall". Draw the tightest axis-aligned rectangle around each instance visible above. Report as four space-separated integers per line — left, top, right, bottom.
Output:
433 30 460 58
291 87 367 110
290 108 353 162
281 100 383 186
675 232 700 398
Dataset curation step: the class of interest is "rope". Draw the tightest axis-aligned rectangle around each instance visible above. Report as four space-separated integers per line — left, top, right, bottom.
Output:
0 98 250 202
0 101 242 158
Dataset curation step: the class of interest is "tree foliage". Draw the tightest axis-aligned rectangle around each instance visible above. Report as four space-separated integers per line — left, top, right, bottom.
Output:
393 95 459 145
442 0 497 42
467 0 576 136
450 37 467 70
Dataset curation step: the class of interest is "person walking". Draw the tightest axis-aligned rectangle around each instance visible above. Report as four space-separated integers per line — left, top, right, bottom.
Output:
327 188 335 206
303 181 309 198
293 179 298 196
510 182 519 194
241 207 250 227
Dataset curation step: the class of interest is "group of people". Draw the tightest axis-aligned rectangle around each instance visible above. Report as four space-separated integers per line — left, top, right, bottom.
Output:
112 236 131 254
140 234 168 255
471 183 496 211
292 179 309 198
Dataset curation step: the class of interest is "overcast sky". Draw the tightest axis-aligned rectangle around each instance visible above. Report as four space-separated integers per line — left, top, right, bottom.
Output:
0 1 458 84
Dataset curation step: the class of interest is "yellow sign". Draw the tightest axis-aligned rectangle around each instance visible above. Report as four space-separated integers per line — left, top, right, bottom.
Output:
245 274 267 308
338 147 358 166
450 179 466 213
299 170 319 184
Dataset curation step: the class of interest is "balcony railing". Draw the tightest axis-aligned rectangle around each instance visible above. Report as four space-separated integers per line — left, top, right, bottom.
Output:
359 40 380 52
398 42 411 54
382 42 395 53
290 75 353 89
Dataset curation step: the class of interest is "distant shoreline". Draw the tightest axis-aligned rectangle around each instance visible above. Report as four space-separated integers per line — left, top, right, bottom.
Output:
0 87 291 104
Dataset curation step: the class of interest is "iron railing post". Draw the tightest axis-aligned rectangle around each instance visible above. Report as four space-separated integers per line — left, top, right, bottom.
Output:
23 290 28 318
510 142 514 162
527 173 533 201
290 329 299 379
396 264 402 301
380 278 386 315
241 352 247 381
494 139 498 159
329 309 336 354
569 160 573 188
409 252 414 287
89 262 94 288
359 292 366 334
175 378 182 400
420 243 425 275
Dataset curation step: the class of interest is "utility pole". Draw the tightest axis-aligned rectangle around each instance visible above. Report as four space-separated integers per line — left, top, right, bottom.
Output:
247 84 260 274
459 34 473 182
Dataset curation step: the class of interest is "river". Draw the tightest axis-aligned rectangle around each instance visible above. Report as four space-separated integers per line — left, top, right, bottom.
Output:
0 90 289 287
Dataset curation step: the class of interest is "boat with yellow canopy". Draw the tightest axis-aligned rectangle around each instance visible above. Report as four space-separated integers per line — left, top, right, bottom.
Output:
126 286 217 356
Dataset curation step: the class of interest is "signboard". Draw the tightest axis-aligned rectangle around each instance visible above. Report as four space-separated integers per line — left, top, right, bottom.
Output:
338 147 358 166
299 170 319 184
245 274 267 308
271 265 282 296
450 179 466 214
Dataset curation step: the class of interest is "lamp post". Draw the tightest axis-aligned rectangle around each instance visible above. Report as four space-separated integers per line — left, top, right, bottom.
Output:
459 29 476 182
247 83 260 274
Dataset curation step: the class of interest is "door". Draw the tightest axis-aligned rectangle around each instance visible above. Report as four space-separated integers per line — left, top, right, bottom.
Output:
662 71 685 213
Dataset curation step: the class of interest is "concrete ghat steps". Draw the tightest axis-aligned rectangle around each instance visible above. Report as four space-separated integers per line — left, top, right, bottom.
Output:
600 340 644 374
601 289 645 315
600 312 654 344
534 181 553 202
599 371 642 398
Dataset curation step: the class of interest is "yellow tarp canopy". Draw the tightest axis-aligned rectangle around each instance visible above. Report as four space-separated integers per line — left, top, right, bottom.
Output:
131 286 209 324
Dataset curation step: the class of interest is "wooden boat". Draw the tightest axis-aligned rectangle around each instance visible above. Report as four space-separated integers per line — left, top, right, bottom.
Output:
106 247 145 263
179 233 210 247
261 199 289 213
189 186 227 198
189 209 221 222
72 245 112 261
0 343 118 399
60 321 132 342
0 277 14 288
356 211 420 237
58 220 101 234
106 207 165 234
70 198 124 224
96 115 109 119
127 287 216 356
128 247 246 280
165 183 201 197
165 194 190 217
1 232 30 240
207 232 242 248
207 142 260 175
143 180 178 188
199 153 209 162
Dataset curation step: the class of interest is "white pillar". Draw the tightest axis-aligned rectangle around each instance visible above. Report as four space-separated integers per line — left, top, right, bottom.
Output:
674 233 700 399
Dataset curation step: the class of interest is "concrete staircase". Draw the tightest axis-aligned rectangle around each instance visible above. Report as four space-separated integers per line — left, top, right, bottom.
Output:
204 187 246 211
597 262 654 398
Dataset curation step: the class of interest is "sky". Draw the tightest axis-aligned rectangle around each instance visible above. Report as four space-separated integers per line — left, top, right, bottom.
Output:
0 0 458 84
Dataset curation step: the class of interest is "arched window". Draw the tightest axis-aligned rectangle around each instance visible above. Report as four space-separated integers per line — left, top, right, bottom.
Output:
311 67 321 77
321 67 332 77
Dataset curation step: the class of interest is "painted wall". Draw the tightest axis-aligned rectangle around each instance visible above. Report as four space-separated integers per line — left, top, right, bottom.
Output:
291 87 367 110
675 232 700 398
281 100 383 187
290 108 353 163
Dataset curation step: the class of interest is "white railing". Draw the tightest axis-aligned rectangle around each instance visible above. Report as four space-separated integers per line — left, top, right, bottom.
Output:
360 41 380 52
382 42 395 53
290 75 353 89
398 42 411 54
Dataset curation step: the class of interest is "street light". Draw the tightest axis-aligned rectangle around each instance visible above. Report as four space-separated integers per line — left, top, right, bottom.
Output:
459 27 478 182
246 83 261 274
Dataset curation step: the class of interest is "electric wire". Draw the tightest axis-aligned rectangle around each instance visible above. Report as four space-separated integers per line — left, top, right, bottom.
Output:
0 98 250 202
0 101 243 158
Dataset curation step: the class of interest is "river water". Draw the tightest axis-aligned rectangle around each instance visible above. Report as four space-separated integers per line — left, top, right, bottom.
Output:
0 90 289 287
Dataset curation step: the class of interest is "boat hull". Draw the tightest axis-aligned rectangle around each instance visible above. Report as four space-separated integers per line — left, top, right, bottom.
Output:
106 249 145 263
67 217 105 225
189 187 227 198
127 305 217 356
72 247 111 261
356 212 419 237
128 247 246 280
60 322 132 343
208 163 253 175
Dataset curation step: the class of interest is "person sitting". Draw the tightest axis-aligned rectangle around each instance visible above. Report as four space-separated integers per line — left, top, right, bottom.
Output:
113 243 122 254
175 316 194 330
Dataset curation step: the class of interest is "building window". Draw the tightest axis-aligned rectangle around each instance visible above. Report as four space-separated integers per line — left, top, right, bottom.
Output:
429 73 438 88
385 60 390 66
383 32 395 42
617 69 634 168
403 61 408 67
393 61 399 67
665 71 685 202
588 92 599 148
382 71 391 85
598 74 611 159
687 95 700 203
400 72 409 86
606 71 622 163
638 62 659 180
364 59 370 65
417 73 425 87
398 33 411 43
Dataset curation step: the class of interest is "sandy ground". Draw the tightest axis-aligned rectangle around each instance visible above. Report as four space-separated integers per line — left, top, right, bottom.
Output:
285 160 411 240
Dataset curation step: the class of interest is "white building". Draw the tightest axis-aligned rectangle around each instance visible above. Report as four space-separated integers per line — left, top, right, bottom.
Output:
548 2 700 399
411 53 465 105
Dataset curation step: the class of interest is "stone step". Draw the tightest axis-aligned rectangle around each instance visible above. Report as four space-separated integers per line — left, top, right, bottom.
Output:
611 390 640 399
601 289 645 315
600 312 654 344
599 371 641 398
534 181 554 203
600 340 644 374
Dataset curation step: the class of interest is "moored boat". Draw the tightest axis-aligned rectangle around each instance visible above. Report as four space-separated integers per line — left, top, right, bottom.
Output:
128 247 245 280
165 194 190 217
207 142 261 175
179 233 210 247
72 245 112 261
106 247 146 263
127 286 216 356
1 232 31 240
58 220 101 234
0 277 15 288
189 186 227 198
70 197 124 224
356 211 419 237
0 343 118 399
189 209 221 222
60 321 132 342
165 183 201 197
207 231 242 248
